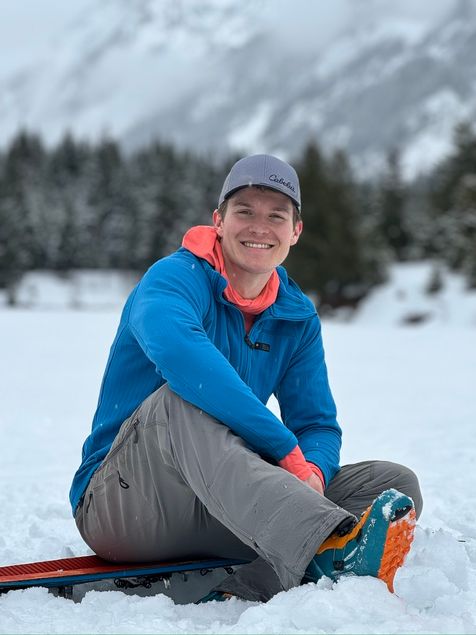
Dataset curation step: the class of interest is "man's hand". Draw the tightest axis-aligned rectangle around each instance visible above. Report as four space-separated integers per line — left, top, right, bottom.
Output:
278 446 326 495
305 471 324 495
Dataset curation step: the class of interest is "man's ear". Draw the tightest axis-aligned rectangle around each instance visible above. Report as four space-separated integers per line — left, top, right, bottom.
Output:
213 209 224 238
290 219 303 246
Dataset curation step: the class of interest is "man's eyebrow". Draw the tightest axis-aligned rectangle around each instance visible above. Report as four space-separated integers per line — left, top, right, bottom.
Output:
232 199 253 207
232 199 292 213
271 206 292 213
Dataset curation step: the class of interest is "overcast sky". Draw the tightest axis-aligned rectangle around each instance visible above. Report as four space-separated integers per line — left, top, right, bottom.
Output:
0 0 456 70
0 1 78 62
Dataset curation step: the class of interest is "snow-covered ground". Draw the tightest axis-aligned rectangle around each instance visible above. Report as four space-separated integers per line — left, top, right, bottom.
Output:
352 262 476 327
1 276 475 633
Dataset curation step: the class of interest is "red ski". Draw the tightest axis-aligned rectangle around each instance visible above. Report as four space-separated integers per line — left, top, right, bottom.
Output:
0 554 248 597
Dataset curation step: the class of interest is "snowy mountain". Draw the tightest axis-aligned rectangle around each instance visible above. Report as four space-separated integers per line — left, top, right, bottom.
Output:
1 0 475 178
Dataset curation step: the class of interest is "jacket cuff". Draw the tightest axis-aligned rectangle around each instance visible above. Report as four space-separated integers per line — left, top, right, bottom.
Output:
278 445 313 480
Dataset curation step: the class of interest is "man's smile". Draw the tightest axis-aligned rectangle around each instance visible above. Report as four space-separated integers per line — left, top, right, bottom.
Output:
241 241 274 249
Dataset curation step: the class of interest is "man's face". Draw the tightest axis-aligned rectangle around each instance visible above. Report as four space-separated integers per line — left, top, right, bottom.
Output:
212 186 303 281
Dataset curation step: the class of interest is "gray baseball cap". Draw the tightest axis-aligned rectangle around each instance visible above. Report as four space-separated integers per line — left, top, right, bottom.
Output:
218 154 301 210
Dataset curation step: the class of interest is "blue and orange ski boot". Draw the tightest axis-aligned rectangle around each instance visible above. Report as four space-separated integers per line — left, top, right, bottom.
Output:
307 488 416 592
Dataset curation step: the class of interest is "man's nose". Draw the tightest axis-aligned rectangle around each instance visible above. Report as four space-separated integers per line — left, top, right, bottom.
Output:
248 217 270 234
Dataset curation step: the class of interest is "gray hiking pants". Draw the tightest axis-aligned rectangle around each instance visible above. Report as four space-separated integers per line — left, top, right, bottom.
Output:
75 384 423 602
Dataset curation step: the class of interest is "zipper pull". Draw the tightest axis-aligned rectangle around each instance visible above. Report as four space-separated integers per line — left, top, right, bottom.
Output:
118 471 130 489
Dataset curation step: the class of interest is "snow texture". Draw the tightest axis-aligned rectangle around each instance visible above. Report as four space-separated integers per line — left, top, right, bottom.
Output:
1 267 476 633
351 262 476 327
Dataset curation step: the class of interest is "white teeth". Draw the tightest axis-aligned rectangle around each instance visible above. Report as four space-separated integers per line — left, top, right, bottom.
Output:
242 242 272 249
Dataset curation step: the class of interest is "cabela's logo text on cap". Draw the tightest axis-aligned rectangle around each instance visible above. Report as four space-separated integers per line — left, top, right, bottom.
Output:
269 174 296 193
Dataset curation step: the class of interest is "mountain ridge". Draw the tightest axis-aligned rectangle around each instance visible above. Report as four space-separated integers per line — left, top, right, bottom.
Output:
1 0 474 179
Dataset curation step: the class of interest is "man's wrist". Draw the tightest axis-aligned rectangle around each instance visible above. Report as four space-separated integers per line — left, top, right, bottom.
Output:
278 446 312 480
307 462 325 489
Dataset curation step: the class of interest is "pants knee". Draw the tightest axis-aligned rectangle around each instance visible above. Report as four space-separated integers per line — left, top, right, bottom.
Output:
139 383 188 424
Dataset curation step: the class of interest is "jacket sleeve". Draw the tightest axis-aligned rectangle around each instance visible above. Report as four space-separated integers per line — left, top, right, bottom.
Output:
275 315 342 486
128 255 298 461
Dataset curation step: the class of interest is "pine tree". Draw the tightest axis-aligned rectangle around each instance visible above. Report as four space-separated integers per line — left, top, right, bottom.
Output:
46 132 93 270
83 138 135 269
128 143 224 270
129 142 180 269
287 141 378 309
430 122 476 213
0 131 47 290
376 149 410 260
427 121 476 285
286 141 332 298
446 174 476 287
352 180 390 287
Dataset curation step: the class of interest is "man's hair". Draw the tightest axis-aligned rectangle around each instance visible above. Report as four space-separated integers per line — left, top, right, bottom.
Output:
217 189 302 227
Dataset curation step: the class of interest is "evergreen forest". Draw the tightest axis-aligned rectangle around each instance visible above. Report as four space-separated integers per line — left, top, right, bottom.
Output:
1 123 475 310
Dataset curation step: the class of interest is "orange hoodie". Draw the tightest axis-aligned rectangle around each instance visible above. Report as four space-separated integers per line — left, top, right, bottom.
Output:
182 225 325 490
182 225 279 332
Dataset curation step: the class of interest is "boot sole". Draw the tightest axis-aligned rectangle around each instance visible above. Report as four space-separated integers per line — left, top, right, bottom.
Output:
378 507 416 592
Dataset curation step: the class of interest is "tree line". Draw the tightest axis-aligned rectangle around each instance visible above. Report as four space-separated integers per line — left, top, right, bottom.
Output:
0 124 475 309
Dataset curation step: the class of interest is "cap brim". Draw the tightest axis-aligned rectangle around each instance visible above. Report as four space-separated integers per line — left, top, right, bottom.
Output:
223 183 300 209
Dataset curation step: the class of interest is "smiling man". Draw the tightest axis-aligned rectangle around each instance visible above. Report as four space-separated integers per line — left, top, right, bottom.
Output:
213 187 302 297
70 154 422 603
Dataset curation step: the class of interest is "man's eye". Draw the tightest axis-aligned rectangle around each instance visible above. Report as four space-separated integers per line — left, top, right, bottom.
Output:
270 214 285 221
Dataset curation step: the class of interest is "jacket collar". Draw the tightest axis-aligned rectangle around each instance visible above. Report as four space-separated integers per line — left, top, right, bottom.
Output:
269 267 316 320
183 249 316 322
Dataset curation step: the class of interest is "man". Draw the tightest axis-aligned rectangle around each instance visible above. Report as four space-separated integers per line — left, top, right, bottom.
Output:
70 154 422 602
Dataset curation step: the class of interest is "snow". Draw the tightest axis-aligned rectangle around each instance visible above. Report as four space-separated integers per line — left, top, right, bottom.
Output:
401 91 472 179
12 270 139 310
229 102 274 155
352 262 476 327
1 269 476 633
315 15 426 81
0 0 470 179
0 0 261 147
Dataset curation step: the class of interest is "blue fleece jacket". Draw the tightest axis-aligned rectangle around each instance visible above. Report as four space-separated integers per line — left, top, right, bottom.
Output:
69 248 342 513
